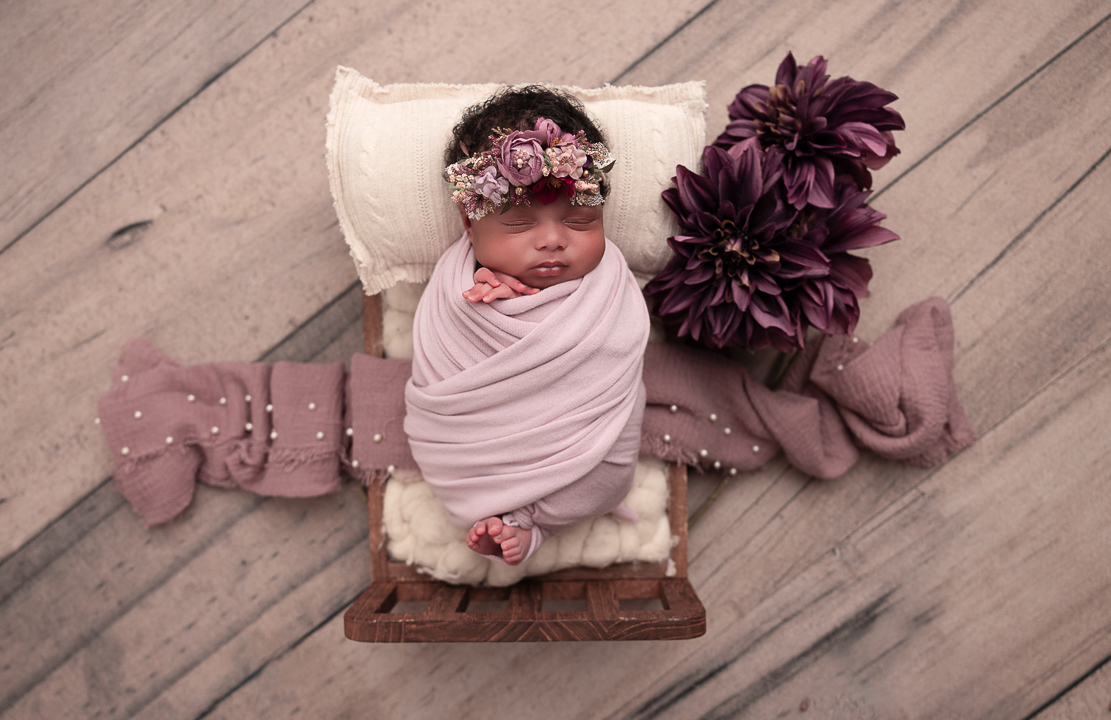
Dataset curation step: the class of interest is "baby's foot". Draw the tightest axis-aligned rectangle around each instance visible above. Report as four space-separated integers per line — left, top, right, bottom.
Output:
493 524 533 566
467 517 504 557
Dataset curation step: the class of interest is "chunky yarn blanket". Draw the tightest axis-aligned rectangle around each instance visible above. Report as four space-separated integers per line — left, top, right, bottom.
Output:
403 234 650 528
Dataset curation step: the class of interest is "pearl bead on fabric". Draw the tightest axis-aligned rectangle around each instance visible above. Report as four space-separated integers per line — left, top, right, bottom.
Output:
752 445 760 453
165 436 173 445
373 433 382 443
316 431 324 440
245 394 252 402
669 405 678 413
121 375 129 382
266 404 273 413
133 411 142 419
351 460 360 468
723 427 732 435
187 394 196 403
245 422 253 431
662 434 671 443
308 402 316 411
219 397 227 405
346 428 354 437
709 413 717 422
699 449 708 458
270 430 278 440
121 447 130 456
211 426 219 435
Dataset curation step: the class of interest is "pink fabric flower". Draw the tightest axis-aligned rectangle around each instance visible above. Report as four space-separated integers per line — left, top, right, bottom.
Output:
534 118 562 145
548 144 588 179
497 130 547 186
473 166 509 203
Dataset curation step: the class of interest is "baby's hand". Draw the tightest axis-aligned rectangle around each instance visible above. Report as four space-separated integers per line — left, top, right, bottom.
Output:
462 267 540 303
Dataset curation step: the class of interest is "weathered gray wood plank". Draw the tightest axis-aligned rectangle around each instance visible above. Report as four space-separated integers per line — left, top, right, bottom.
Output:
1035 658 1111 720
185 4 1111 718
607 310 1111 718
623 0 1109 170
686 1 1111 583
0 0 711 562
0 0 310 252
0 1 716 716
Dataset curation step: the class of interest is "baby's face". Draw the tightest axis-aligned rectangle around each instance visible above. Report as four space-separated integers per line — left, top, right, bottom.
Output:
463 196 605 289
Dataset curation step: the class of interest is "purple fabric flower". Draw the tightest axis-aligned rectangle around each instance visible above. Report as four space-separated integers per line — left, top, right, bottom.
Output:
534 118 562 145
497 130 547 186
473 165 510 204
713 53 905 209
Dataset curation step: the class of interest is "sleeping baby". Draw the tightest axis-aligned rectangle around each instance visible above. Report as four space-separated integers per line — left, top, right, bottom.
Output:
403 86 649 565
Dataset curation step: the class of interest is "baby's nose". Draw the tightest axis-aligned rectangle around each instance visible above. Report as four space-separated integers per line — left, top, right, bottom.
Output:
536 226 567 251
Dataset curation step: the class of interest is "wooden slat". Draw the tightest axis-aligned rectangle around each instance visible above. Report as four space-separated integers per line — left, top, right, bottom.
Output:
345 578 704 643
1035 659 1111 720
0 0 309 250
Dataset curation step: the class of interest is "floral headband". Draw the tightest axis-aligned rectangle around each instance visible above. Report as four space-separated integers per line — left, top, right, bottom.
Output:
445 117 616 220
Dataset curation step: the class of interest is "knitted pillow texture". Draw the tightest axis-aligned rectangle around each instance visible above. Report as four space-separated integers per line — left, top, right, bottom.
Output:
326 66 707 294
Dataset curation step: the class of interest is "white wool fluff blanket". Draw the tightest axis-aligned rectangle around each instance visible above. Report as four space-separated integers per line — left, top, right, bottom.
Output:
404 234 650 532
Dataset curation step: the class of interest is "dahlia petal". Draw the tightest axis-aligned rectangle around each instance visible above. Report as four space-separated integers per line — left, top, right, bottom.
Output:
823 225 899 253
775 52 799 88
808 158 837 208
829 254 873 297
838 122 891 156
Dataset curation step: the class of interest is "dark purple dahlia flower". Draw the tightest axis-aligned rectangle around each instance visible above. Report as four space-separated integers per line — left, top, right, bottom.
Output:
645 139 830 351
790 183 900 337
713 53 905 209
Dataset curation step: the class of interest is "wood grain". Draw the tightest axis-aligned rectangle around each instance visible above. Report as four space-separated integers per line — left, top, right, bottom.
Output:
3 0 1109 716
1034 658 1111 720
0 0 710 561
0 0 310 251
184 3 1111 719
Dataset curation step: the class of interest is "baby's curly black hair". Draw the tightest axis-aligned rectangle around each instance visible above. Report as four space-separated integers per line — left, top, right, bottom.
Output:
445 85 611 198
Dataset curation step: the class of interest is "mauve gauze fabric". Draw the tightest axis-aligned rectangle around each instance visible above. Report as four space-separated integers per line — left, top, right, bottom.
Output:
98 297 975 527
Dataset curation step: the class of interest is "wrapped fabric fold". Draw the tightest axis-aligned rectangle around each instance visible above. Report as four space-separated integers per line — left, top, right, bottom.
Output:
98 297 975 526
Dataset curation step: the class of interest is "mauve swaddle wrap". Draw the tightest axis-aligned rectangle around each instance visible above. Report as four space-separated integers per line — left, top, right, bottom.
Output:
404 234 650 529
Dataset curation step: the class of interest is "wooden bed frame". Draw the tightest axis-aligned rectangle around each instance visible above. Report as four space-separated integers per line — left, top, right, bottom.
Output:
344 294 706 642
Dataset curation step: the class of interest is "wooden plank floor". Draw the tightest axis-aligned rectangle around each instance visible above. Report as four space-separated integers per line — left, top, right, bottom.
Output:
2 0 1109 717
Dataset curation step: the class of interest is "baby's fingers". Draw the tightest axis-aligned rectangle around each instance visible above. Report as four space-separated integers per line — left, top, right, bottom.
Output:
473 267 501 287
481 284 522 303
492 271 539 295
463 282 495 302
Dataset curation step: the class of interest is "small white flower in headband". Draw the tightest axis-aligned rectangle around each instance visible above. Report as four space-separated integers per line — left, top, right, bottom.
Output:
445 117 616 220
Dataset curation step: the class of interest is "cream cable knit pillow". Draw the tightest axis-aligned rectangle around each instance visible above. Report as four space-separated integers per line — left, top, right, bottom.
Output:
326 66 707 294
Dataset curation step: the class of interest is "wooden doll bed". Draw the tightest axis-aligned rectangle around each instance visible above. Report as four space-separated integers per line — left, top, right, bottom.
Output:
343 293 706 642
